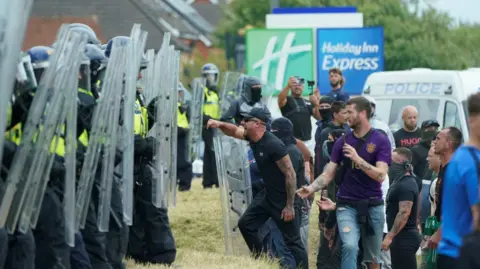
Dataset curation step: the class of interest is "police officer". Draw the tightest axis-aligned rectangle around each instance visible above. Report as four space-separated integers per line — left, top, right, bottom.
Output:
200 63 221 189
125 40 177 265
177 88 193 191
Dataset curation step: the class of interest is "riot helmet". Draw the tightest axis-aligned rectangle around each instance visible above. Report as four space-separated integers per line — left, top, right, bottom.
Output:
201 63 219 87
67 23 101 45
26 46 54 84
243 76 263 104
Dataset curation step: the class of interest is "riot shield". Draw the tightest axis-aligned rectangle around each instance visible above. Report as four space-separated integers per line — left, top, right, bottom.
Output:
213 132 252 256
219 71 244 116
0 0 33 166
151 33 178 208
186 77 206 162
119 24 148 226
142 49 156 103
75 36 127 231
168 49 180 207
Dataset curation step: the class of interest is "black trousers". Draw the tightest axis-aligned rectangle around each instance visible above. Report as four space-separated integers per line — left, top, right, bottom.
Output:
106 179 128 269
4 229 35 269
127 166 176 265
70 233 92 269
437 254 458 269
457 231 480 269
390 229 421 269
316 229 341 269
238 191 309 269
177 135 193 191
201 128 218 188
34 185 70 269
82 176 111 269
0 228 7 269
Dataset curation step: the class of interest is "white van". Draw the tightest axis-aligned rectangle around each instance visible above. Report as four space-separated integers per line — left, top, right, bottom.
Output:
362 68 480 140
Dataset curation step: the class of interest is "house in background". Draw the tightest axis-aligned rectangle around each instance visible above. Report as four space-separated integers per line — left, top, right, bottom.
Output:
25 0 217 57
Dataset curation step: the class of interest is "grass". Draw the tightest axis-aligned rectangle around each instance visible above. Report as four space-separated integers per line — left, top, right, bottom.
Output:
128 178 323 269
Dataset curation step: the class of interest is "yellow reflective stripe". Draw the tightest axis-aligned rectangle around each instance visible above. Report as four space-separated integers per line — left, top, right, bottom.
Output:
78 87 93 97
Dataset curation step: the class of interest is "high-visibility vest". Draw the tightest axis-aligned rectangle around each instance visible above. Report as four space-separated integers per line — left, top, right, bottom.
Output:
134 99 148 137
177 102 189 129
202 87 220 119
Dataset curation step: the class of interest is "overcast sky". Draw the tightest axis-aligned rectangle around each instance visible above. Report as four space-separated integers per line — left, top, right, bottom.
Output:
430 0 480 23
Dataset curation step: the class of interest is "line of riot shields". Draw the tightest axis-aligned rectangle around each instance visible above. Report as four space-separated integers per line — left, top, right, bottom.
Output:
0 17 180 248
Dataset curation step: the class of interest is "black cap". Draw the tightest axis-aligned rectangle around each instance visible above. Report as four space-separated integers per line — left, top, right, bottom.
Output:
320 96 334 105
244 107 270 123
421 120 440 130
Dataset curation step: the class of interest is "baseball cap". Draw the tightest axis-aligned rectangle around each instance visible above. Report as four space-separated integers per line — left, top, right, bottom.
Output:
271 117 296 145
364 95 377 107
244 107 270 123
421 120 440 130
319 96 334 105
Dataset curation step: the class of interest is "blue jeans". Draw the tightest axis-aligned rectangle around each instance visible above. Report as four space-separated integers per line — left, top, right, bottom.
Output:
337 205 385 268
268 219 297 269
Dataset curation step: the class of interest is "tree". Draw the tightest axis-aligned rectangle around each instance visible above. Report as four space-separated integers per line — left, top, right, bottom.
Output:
216 0 480 70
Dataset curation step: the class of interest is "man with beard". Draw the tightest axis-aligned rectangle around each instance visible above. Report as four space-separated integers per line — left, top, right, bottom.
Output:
206 108 309 269
394 106 421 148
325 68 349 102
278 76 321 146
200 63 221 189
297 96 390 269
381 148 421 269
364 96 395 150
426 127 462 259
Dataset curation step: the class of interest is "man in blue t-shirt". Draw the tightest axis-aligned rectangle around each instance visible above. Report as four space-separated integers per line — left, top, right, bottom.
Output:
297 96 391 269
325 68 350 103
436 93 480 268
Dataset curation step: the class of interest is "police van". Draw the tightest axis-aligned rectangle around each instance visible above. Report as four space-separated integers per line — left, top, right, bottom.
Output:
362 68 480 139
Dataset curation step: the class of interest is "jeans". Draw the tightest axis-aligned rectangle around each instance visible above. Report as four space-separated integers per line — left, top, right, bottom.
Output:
390 229 421 269
300 208 310 251
336 205 385 269
268 219 296 269
238 191 309 268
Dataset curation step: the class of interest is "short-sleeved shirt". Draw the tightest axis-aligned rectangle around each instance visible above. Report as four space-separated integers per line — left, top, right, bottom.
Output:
386 175 419 231
326 88 350 103
249 132 301 208
438 146 480 259
330 129 392 200
394 128 422 148
280 96 313 141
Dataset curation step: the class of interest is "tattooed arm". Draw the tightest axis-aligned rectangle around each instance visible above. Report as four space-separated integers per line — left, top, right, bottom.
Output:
353 158 388 183
387 201 413 238
310 162 338 192
275 155 297 208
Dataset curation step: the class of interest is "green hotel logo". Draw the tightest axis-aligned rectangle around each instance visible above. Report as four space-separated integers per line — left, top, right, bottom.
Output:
246 29 314 96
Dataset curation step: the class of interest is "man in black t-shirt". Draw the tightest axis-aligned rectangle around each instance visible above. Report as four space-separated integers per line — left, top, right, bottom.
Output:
206 108 309 269
383 148 421 269
393 106 421 148
278 76 321 142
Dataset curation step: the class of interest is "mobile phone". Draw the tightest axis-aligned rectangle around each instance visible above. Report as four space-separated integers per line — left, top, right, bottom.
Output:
307 80 315 95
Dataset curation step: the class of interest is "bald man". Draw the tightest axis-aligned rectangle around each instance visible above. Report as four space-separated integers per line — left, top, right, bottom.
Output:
393 106 422 148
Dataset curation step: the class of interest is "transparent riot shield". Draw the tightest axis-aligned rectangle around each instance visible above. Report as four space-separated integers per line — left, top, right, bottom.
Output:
17 31 87 239
186 77 205 162
219 71 244 116
0 25 78 232
0 0 33 167
213 132 252 256
168 49 180 207
120 24 148 226
142 49 156 103
75 37 126 231
151 33 176 209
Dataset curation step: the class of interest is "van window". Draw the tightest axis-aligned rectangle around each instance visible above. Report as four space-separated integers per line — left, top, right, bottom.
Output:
375 99 440 132
444 101 462 130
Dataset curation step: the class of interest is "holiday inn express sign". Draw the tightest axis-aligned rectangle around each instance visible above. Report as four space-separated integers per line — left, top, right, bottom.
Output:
245 29 314 96
245 28 384 96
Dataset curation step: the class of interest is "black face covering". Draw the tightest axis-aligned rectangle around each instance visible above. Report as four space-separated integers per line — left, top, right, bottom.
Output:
388 161 409 183
319 108 331 120
251 87 262 103
78 64 91 91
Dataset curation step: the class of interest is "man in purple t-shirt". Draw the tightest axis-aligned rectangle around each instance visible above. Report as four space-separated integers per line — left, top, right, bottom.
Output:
297 96 391 269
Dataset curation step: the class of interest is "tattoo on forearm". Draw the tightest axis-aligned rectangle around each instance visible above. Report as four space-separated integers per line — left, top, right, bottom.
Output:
359 160 373 171
312 176 327 192
390 201 413 236
276 156 297 206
